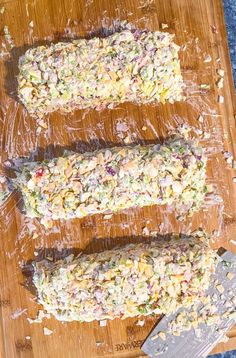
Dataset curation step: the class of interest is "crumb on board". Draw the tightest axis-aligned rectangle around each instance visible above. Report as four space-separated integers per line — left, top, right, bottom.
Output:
29 21 34 28
203 54 212 63
210 25 218 33
0 6 5 14
136 319 145 327
200 84 210 89
43 327 53 336
197 115 204 123
230 239 236 245
124 135 131 144
161 23 168 29
142 226 150 236
217 68 225 77
232 177 236 183
27 310 50 324
96 341 103 347
142 125 147 131
11 308 28 319
99 320 107 327
25 336 31 340
218 95 224 103
216 78 224 88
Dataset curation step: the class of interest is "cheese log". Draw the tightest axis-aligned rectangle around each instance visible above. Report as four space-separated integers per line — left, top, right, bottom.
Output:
15 137 207 226
33 234 218 322
18 29 184 117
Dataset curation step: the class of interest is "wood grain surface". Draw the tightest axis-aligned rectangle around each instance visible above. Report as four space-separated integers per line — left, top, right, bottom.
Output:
0 0 236 357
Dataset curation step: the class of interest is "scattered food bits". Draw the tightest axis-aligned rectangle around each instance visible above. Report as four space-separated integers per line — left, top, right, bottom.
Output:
34 251 38 256
216 284 224 294
0 6 5 14
217 69 225 77
43 327 53 336
230 239 236 245
216 78 224 88
142 125 147 131
203 54 212 63
29 21 34 28
233 178 236 183
99 320 107 327
96 341 103 347
218 95 224 103
226 272 234 281
25 336 31 340
161 23 168 29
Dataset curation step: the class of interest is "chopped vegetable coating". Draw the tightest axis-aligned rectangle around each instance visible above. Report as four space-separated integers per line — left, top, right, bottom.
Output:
33 234 218 322
15 136 207 225
18 29 184 117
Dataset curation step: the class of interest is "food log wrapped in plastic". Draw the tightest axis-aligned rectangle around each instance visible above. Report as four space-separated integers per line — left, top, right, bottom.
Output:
15 136 207 226
18 29 184 117
33 233 219 322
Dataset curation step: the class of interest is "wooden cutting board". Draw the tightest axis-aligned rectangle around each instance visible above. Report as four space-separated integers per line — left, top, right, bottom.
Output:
0 0 236 357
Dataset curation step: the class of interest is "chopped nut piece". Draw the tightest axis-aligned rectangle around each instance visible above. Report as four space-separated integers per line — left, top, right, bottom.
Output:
151 333 159 341
142 126 147 131
197 115 204 123
158 332 166 341
227 272 234 281
216 284 224 294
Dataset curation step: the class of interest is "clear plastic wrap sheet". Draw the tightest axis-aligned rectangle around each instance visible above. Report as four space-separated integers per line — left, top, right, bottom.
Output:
0 1 236 357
